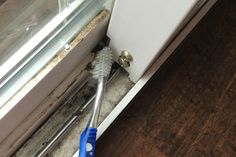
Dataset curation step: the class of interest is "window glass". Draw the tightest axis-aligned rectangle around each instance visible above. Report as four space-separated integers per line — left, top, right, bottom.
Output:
0 0 65 65
0 0 106 108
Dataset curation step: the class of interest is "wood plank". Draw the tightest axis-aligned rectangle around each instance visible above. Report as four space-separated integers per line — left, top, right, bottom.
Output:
95 1 236 157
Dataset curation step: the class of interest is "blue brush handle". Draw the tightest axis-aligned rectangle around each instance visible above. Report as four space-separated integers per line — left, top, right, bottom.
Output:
79 128 97 157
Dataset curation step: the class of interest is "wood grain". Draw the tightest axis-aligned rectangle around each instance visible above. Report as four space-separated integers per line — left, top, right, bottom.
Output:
95 1 236 157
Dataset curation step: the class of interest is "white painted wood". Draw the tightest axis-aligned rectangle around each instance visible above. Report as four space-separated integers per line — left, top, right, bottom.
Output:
107 0 206 82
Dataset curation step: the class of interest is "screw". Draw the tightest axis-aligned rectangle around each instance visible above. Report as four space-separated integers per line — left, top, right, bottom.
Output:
65 44 71 51
118 50 133 68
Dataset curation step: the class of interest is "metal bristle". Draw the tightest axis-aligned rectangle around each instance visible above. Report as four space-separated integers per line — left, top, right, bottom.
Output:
92 47 113 79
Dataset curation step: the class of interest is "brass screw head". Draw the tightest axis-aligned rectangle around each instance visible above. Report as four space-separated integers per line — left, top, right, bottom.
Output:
118 50 133 68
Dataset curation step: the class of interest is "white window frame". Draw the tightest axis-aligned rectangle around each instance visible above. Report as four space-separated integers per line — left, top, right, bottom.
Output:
0 0 106 109
0 0 112 155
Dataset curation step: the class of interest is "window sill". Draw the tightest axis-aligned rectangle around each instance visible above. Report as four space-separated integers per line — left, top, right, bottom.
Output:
0 10 110 156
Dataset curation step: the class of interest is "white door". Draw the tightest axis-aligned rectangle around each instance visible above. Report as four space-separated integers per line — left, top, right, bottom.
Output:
108 0 206 82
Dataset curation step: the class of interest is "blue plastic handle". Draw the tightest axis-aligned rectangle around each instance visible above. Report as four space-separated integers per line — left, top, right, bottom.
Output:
79 128 97 157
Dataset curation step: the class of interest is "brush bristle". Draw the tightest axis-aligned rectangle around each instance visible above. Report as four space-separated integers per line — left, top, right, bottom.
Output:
92 47 113 79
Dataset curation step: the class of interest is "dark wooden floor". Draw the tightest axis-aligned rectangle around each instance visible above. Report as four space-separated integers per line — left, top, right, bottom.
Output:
95 1 236 157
